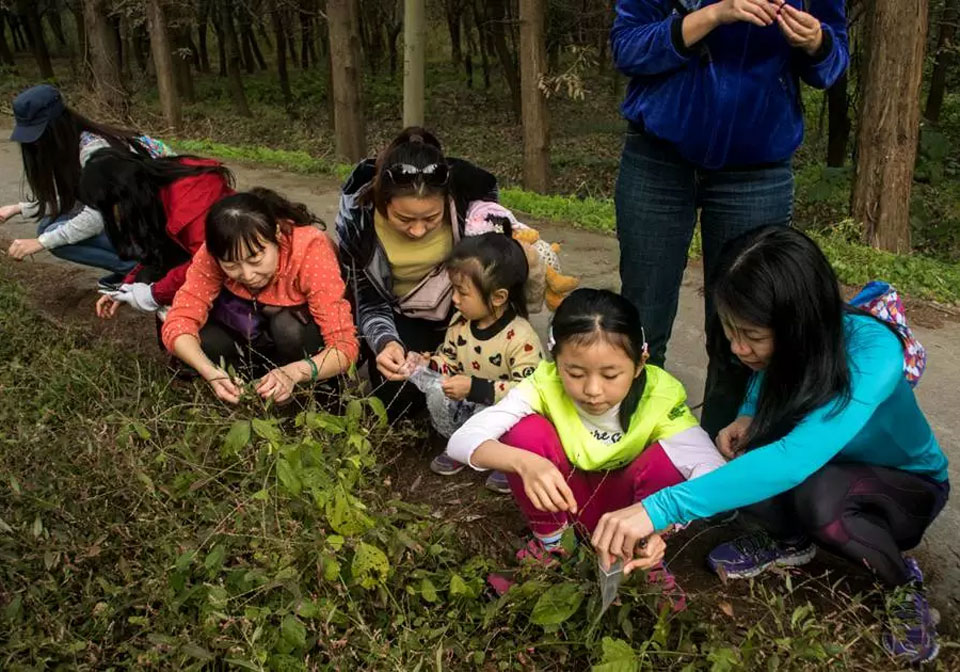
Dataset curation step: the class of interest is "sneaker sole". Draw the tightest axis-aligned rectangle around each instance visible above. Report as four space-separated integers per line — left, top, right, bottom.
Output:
484 482 512 494
712 545 817 580
429 464 465 476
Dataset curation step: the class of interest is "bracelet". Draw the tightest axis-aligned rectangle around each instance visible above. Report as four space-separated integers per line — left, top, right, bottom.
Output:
302 357 319 381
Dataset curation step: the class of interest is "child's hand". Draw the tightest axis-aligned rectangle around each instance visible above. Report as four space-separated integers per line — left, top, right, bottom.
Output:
777 4 823 56
515 452 578 514
623 533 666 575
716 415 752 460
441 375 471 401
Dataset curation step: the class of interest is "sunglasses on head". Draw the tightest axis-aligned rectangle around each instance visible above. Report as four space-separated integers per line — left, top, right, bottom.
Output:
384 162 450 187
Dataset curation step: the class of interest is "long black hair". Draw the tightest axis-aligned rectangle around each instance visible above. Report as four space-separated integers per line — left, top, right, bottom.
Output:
707 226 853 449
20 105 151 220
205 188 325 262
447 227 529 319
550 288 647 430
79 148 234 268
364 126 451 217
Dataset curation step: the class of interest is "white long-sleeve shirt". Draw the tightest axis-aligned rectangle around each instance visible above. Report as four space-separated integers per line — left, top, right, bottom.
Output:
447 385 725 480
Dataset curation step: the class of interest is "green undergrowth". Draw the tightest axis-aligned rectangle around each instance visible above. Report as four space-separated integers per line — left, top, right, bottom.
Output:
2 268 950 670
171 137 960 305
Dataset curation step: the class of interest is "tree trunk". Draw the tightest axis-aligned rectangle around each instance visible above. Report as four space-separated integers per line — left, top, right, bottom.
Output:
16 1 54 78
84 0 126 111
826 73 850 167
388 20 401 76
219 0 252 116
444 0 462 65
284 11 298 64
269 0 293 106
519 0 550 192
851 0 927 253
238 9 257 72
474 2 490 88
214 4 227 76
197 0 211 72
146 0 182 130
403 0 425 127
248 24 267 68
300 2 311 68
925 0 958 123
119 16 133 79
327 0 366 161
487 0 521 118
133 23 149 72
8 12 28 51
47 9 68 46
0 14 16 65
173 24 196 101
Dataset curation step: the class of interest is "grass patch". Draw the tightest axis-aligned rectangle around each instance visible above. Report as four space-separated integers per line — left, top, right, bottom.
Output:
172 138 355 182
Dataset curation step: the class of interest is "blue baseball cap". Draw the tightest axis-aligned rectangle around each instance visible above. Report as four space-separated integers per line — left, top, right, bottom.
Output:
10 85 66 144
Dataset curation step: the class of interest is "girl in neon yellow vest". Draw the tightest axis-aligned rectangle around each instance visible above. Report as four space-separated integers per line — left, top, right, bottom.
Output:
447 289 724 572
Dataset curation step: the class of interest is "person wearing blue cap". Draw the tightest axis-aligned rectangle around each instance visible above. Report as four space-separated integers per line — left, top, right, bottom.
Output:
0 84 174 288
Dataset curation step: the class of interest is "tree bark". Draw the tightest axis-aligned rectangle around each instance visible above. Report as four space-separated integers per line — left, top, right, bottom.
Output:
269 0 293 106
16 0 54 78
47 9 68 46
219 0 252 116
84 0 126 111
826 73 850 167
327 0 366 161
403 0 425 127
444 0 462 65
851 0 928 253
473 2 490 88
519 0 550 192
487 0 521 118
214 1 227 76
197 0 212 72
8 12 28 51
238 8 257 72
172 24 196 101
0 14 15 65
925 0 958 123
146 0 182 130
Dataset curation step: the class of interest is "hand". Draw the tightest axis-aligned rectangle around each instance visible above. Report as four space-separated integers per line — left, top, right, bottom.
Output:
256 363 302 403
624 533 667 575
399 351 428 377
0 203 22 223
376 341 408 382
591 502 656 571
777 4 823 56
7 238 44 260
441 374 471 401
95 293 122 320
103 283 159 313
712 0 779 27
515 452 579 514
205 368 243 404
716 415 752 460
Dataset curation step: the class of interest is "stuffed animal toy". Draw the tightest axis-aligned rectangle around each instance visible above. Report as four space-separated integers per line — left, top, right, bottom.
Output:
464 201 579 312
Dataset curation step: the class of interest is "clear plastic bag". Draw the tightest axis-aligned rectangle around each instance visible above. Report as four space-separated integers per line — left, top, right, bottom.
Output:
404 361 482 438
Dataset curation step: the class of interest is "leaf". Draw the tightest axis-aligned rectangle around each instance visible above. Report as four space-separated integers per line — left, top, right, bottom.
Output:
224 658 262 671
31 515 43 538
276 458 302 496
175 550 196 572
448 573 471 598
326 534 345 551
0 516 13 534
351 542 389 589
281 614 307 649
530 583 584 626
204 545 226 574
222 420 251 456
9 476 21 495
322 556 341 581
131 421 152 440
251 418 282 446
366 397 388 427
146 633 177 646
420 577 438 603
325 490 373 536
591 637 638 672
136 471 156 495
182 643 214 661
719 601 735 619
252 488 270 501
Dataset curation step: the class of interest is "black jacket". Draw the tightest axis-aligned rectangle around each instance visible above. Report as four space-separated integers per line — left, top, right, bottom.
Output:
335 157 498 354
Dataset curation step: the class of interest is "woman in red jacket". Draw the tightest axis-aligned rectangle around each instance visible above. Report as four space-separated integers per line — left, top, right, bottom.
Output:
78 148 235 319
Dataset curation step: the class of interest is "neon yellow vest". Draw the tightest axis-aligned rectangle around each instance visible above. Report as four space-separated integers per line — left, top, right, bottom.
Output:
518 361 699 470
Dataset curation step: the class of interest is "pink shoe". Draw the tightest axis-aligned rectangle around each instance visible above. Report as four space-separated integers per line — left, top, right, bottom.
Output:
647 563 687 613
515 536 568 567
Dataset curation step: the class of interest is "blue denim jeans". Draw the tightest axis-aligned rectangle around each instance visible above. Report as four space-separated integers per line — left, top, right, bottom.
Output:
38 215 136 275
615 126 794 435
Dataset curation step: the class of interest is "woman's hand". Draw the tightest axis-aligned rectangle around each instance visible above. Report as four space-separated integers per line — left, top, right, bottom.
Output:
712 0 779 27
777 4 823 56
515 452 579 514
717 415 752 460
441 375 471 401
205 368 243 404
95 294 122 319
591 502 656 571
0 203 22 223
256 363 303 403
376 341 408 382
7 238 44 260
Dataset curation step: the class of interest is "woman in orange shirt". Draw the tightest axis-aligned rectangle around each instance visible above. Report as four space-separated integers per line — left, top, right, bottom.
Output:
161 188 359 404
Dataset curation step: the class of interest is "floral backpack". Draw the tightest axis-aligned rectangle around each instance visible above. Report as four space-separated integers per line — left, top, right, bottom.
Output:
849 281 927 386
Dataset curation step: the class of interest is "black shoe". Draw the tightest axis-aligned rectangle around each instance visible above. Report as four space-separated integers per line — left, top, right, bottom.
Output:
97 272 126 292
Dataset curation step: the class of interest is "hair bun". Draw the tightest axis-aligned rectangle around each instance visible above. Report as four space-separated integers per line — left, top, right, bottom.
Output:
409 133 423 144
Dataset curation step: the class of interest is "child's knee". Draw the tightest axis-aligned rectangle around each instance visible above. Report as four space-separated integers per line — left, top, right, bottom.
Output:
501 415 564 461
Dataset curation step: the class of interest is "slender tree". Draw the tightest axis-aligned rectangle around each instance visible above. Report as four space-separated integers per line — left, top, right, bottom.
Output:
219 0 252 116
519 0 550 192
84 0 126 111
925 0 958 123
327 0 366 161
403 0 425 127
146 0 182 130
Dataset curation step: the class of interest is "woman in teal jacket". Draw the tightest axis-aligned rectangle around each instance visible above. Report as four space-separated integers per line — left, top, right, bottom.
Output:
593 227 949 664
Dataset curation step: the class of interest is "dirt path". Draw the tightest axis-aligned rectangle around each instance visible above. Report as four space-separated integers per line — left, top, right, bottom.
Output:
2 124 959 613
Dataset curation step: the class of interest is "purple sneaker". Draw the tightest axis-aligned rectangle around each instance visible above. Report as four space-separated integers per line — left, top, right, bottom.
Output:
430 453 465 476
484 470 511 494
707 531 816 580
882 557 940 664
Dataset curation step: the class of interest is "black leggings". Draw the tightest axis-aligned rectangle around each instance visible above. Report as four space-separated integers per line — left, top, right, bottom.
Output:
363 311 449 421
746 463 949 586
201 307 324 374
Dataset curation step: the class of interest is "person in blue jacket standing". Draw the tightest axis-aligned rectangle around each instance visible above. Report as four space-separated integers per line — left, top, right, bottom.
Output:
611 0 848 436
592 227 949 664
